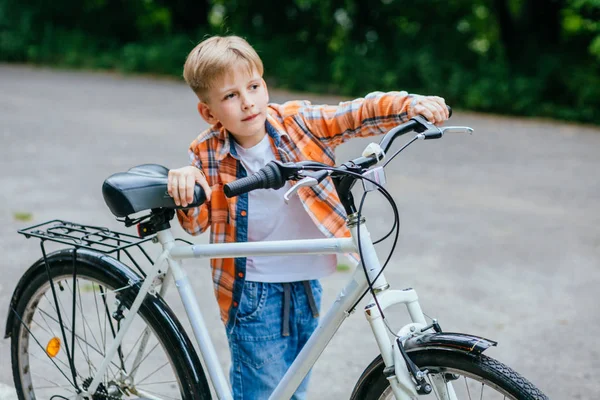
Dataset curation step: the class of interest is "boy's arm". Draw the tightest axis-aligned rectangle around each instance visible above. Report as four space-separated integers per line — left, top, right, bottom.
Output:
174 149 211 235
296 91 447 148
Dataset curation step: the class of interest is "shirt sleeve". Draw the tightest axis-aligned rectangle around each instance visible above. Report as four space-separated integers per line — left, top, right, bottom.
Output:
176 148 211 235
297 91 414 148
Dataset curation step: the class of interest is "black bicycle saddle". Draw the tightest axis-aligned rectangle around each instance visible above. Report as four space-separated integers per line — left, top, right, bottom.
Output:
102 164 206 217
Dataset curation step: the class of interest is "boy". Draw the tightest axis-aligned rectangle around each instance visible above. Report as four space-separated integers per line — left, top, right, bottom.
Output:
168 35 448 400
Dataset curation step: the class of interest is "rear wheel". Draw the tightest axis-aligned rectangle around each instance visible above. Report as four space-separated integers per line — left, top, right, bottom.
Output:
351 350 548 400
10 255 209 399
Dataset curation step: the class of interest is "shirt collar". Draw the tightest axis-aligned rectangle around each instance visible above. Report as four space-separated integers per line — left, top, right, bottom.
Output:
215 111 289 162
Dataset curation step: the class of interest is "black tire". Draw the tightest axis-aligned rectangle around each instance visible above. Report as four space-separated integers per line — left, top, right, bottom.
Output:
351 350 549 400
10 250 211 399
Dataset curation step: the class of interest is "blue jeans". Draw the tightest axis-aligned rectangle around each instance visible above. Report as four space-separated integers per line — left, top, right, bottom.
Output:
227 280 322 400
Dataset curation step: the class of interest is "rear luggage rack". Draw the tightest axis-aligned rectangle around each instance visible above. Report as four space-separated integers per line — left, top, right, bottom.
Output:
18 219 193 278
18 220 152 254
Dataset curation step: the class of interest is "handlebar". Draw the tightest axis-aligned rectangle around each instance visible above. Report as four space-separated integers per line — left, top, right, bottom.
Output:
224 107 453 198
223 161 286 198
380 104 451 153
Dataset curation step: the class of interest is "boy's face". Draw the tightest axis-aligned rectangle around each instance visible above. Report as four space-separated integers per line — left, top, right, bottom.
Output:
198 64 269 148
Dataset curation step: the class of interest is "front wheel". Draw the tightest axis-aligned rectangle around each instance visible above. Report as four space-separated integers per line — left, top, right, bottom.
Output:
351 350 549 400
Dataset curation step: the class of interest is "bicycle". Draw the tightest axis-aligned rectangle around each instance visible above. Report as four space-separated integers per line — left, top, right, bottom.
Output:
5 114 550 399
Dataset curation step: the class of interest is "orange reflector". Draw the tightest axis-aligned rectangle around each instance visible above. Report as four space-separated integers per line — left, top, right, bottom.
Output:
46 337 61 358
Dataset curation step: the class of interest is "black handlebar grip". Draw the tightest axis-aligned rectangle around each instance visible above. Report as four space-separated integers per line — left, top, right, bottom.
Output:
224 174 263 198
173 184 207 210
224 161 285 198
447 105 452 118
190 184 207 207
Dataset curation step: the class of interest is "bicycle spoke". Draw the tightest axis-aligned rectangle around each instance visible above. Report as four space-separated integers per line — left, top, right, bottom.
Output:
28 335 95 387
99 284 124 369
86 283 123 382
135 385 181 400
62 293 95 379
464 376 472 400
70 259 78 390
136 360 170 385
103 290 109 352
42 292 60 319
50 281 123 380
28 346 78 378
123 328 148 364
91 283 122 380
70 281 104 354
34 383 77 390
44 288 77 352
36 307 123 375
76 279 94 377
427 374 441 399
19 306 98 392
480 381 484 400
55 283 74 331
70 278 113 378
34 307 57 337
118 328 156 383
29 316 54 337
31 371 77 391
130 341 161 378
38 308 104 357
40 299 84 360
52 281 77 377
137 380 180 386
14 311 75 387
92 282 106 351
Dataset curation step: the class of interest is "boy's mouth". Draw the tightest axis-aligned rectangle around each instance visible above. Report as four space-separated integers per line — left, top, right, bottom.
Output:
242 113 259 122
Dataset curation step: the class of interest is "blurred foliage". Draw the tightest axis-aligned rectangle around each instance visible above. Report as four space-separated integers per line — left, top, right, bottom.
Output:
0 0 598 124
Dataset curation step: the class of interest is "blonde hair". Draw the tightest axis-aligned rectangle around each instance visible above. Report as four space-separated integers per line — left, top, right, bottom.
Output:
183 36 264 99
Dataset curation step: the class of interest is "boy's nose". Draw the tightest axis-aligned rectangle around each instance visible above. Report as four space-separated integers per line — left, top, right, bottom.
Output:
241 94 254 109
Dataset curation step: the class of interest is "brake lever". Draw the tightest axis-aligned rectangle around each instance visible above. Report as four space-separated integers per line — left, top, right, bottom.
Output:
440 126 474 135
417 125 475 140
283 170 329 203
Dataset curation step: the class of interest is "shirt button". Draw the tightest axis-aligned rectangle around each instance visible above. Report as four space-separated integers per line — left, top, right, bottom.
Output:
233 301 238 307
238 272 244 278
240 210 247 217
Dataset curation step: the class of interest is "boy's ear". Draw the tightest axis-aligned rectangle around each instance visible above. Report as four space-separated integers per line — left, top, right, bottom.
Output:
197 101 219 125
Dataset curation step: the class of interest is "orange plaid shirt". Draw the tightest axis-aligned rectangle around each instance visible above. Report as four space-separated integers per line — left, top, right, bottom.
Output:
177 91 416 328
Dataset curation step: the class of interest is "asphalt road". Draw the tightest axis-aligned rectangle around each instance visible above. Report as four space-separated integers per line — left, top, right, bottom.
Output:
0 64 599 399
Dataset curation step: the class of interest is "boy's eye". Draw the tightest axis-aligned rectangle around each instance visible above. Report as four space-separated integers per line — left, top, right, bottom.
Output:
250 84 259 90
224 93 236 100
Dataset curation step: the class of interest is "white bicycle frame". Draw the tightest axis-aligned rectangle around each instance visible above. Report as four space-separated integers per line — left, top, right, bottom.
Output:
76 123 478 400
80 214 457 400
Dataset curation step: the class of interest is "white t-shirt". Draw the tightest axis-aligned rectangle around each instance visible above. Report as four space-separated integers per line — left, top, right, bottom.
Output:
234 134 337 282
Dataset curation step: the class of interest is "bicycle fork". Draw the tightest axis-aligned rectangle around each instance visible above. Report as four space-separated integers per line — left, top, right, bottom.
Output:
367 290 460 400
365 290 458 400
352 219 458 400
